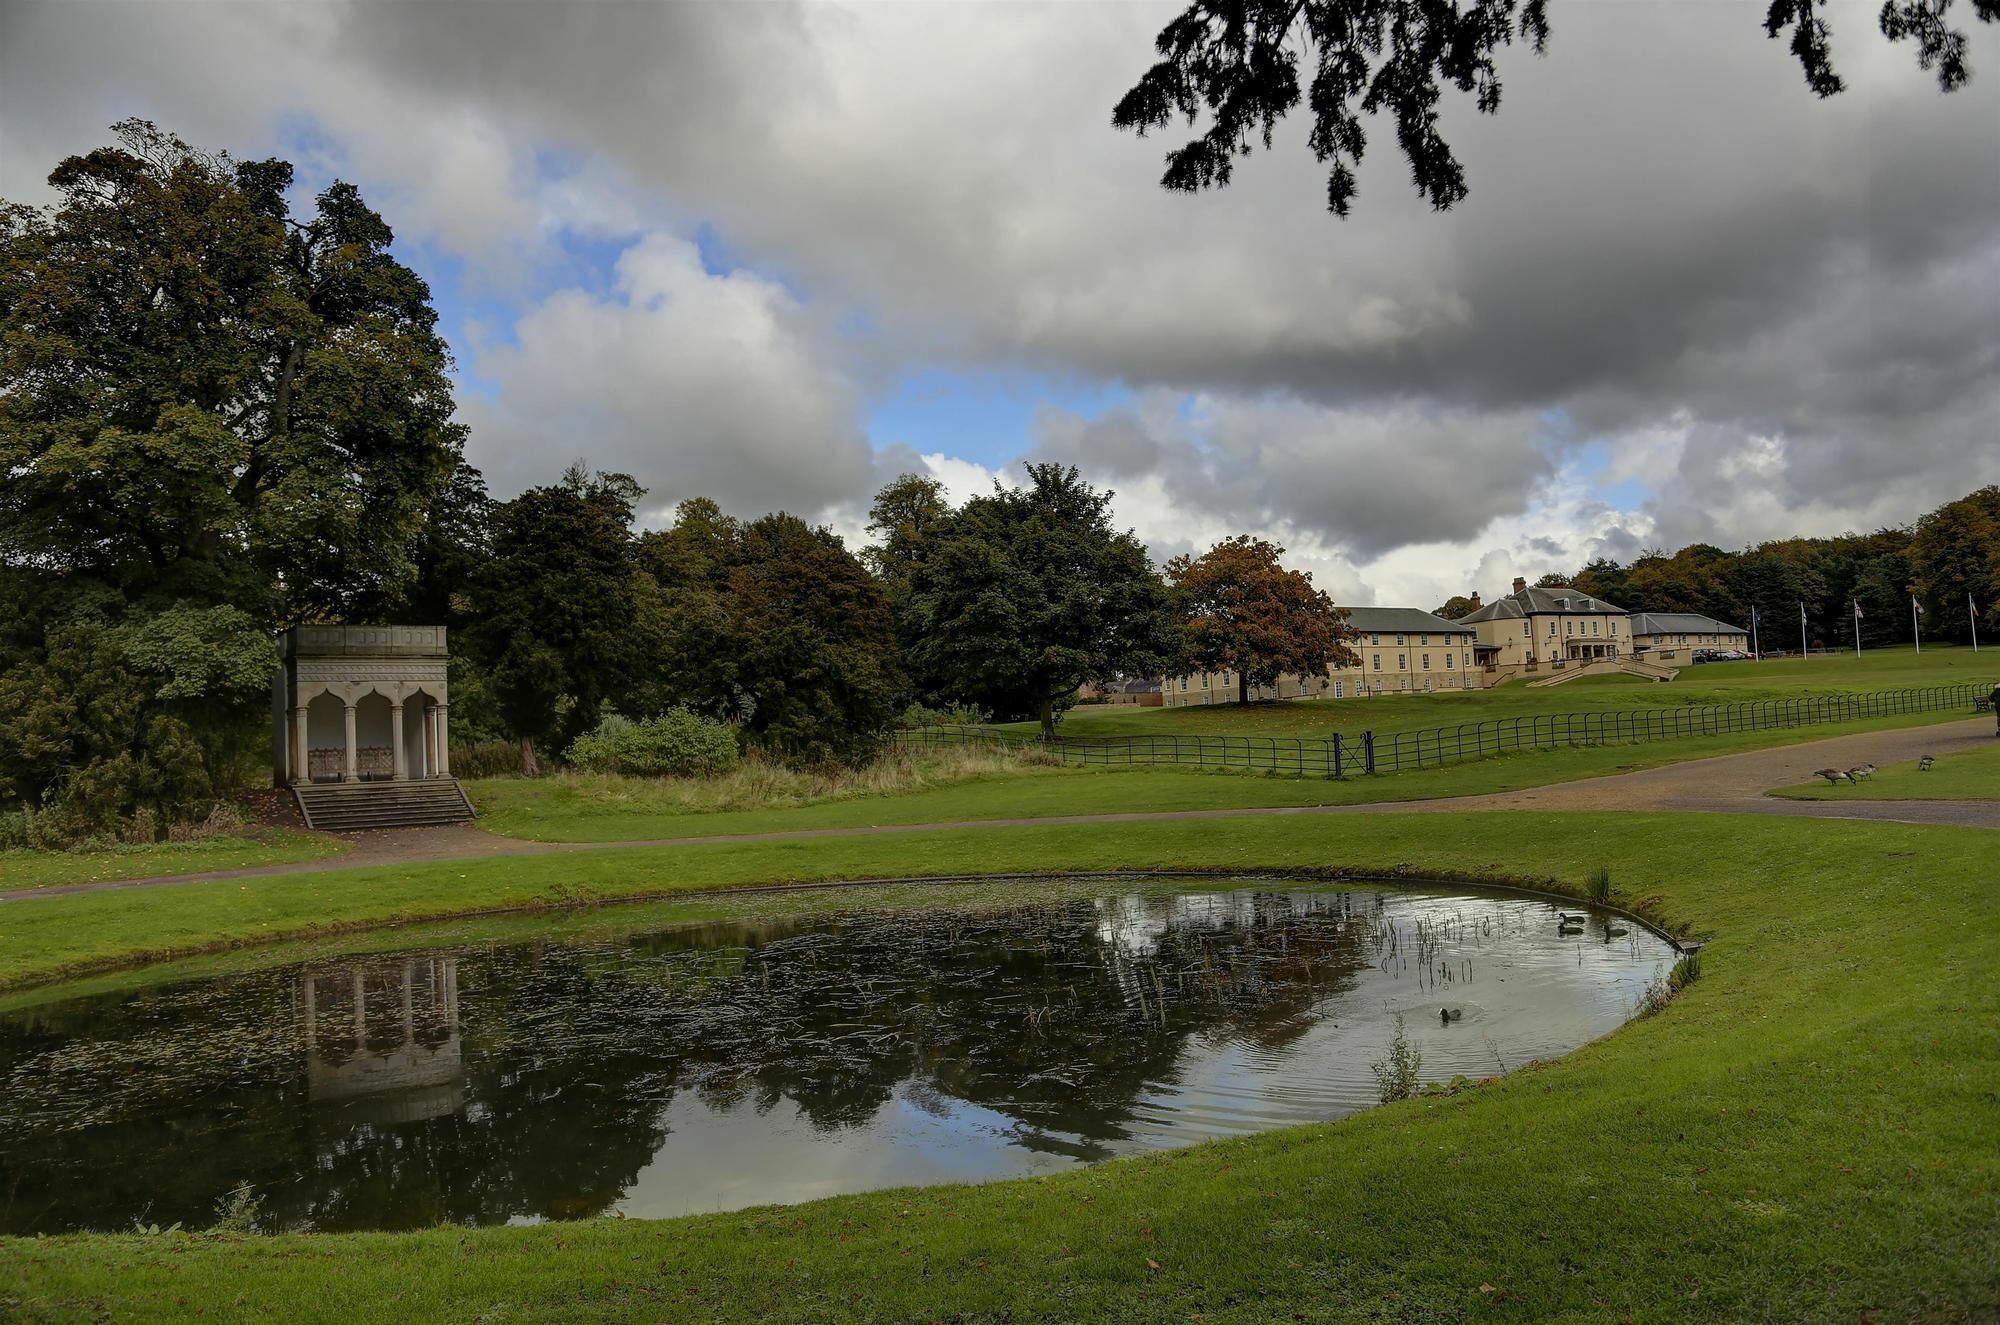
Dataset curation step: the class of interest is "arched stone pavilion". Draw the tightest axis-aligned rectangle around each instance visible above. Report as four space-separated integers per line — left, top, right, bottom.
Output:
272 626 474 829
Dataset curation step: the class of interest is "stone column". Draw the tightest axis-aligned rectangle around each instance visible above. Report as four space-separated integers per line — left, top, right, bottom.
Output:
435 704 450 776
343 703 360 783
390 702 408 780
422 704 437 777
290 705 309 785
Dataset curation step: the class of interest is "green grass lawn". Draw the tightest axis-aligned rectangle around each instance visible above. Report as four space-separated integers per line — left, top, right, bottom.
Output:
1019 644 1994 742
0 829 343 892
2 810 1995 1321
468 709 1987 843
1773 736 2000 800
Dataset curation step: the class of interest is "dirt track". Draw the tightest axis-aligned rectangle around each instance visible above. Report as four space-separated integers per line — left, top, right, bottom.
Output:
7 718 1994 901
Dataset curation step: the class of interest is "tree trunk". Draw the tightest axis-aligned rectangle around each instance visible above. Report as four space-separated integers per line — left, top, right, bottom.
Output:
520 734 540 778
1038 697 1057 742
1238 671 1249 704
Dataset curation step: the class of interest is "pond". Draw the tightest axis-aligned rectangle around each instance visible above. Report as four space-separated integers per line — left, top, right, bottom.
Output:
0 878 1678 1233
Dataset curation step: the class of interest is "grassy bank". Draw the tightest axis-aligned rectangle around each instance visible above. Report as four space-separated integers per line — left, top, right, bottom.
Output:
3 810 1996 1321
1774 739 2000 800
0 829 343 892
1027 644 1993 741
469 710 1984 843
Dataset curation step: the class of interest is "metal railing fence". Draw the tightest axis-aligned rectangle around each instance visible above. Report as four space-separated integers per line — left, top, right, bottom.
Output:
891 681 1993 778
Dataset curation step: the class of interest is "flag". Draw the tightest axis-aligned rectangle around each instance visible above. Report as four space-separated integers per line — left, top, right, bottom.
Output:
1853 601 1863 619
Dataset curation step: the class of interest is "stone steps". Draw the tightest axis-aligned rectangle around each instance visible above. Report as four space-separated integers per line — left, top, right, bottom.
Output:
293 779 476 832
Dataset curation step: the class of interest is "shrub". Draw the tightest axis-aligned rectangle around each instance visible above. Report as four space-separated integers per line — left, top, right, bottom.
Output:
209 1180 264 1235
565 709 739 778
1587 865 1613 904
451 739 528 780
897 701 992 729
1370 1015 1423 1104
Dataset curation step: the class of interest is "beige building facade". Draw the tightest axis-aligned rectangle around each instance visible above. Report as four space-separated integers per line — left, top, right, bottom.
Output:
1459 579 1630 671
1628 612 1749 659
1161 608 1481 706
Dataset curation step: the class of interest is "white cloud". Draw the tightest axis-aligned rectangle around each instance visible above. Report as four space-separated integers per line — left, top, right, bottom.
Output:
457 233 873 521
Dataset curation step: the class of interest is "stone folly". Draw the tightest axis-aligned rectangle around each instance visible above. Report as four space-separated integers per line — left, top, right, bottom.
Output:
272 626 451 787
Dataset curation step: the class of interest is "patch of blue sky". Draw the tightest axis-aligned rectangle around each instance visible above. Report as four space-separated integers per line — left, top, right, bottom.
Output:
1566 435 1651 512
866 368 1136 468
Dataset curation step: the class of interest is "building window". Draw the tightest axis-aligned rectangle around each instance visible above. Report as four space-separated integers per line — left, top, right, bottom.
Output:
1422 654 1431 670
1565 620 1573 636
1445 652 1454 669
1592 620 1599 635
1398 654 1407 671
1420 634 1429 646
1610 620 1617 635
1371 634 1380 645
1372 653 1381 671
1396 634 1406 646
1333 681 1344 698
1524 621 1531 638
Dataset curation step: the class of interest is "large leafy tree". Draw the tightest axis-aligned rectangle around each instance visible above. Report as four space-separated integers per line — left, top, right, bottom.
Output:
725 515 905 764
0 119 466 618
904 465 1181 738
865 473 957 704
1911 486 2000 642
636 502 903 764
1113 0 1996 218
466 465 646 776
1167 536 1354 704
0 122 465 829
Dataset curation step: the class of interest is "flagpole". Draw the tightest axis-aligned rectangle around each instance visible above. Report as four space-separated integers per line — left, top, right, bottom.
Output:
1751 606 1761 660
1912 591 1922 654
1800 602 1808 657
1972 591 1981 653
1853 600 1861 654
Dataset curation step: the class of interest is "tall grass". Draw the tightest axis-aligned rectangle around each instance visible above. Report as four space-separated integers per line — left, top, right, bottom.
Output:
501 744 1065 819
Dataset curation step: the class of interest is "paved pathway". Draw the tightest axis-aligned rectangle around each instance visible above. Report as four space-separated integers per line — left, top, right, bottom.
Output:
7 718 1995 901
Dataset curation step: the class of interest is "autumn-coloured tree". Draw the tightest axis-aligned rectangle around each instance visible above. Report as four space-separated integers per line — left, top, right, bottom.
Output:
1166 537 1355 704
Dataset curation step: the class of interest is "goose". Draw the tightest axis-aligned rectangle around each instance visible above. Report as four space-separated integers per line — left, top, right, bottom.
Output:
1847 764 1876 781
1919 755 1937 771
1557 912 1588 925
1440 1007 1463 1024
1813 768 1850 785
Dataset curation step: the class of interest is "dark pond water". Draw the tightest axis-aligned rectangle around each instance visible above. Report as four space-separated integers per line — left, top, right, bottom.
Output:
0 880 1676 1233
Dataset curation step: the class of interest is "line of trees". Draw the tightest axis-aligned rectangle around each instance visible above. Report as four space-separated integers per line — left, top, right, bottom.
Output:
1498 491 2000 650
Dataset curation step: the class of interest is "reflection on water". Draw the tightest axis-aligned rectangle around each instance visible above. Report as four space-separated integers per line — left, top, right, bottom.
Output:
0 882 1676 1233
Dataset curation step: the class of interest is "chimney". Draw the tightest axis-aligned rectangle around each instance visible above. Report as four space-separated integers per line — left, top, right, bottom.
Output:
1468 592 1482 610
1512 577 1527 595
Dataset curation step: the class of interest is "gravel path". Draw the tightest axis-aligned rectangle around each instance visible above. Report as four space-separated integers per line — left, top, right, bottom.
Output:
8 718 1994 901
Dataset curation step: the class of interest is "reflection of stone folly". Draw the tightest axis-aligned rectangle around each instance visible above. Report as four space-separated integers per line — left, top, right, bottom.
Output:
271 626 474 828
299 958 465 1124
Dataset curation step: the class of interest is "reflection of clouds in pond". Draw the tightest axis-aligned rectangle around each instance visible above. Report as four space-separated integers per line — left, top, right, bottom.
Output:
618 1085 1076 1216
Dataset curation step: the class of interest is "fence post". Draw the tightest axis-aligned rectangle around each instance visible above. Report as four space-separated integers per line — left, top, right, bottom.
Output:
1333 732 1344 779
1363 730 1376 775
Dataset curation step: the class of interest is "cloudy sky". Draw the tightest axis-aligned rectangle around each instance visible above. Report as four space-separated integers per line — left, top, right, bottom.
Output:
3 0 1996 609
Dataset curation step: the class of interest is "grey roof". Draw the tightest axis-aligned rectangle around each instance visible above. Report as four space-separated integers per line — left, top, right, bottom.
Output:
1342 606 1477 636
1459 584 1627 622
1629 611 1747 636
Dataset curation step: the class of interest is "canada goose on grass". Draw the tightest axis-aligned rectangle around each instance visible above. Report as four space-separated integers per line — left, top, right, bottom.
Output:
1919 755 1937 771
1848 764 1876 780
1813 768 1850 785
